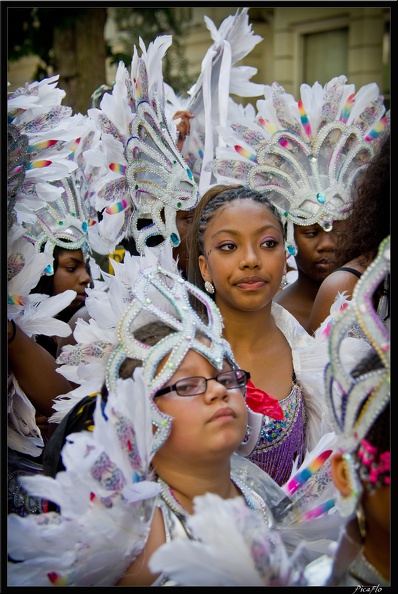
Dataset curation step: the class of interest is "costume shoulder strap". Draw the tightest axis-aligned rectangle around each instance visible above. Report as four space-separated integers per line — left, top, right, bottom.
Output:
334 267 362 279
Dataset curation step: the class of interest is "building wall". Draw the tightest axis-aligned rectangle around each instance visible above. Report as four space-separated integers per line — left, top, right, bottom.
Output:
180 6 390 101
8 6 390 106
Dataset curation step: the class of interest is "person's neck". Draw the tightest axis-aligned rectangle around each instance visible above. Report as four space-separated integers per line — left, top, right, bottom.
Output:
219 301 276 350
156 460 238 515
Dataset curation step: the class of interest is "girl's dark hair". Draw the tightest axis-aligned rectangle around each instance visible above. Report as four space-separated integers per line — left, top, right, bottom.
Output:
334 134 390 268
186 184 286 307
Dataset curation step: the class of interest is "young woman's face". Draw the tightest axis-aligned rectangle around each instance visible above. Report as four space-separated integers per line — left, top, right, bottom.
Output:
53 249 92 310
153 349 248 464
198 200 286 312
293 222 343 283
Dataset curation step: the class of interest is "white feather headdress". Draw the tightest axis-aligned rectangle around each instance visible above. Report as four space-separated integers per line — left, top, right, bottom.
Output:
7 77 92 455
210 76 390 255
7 75 91 263
83 36 198 255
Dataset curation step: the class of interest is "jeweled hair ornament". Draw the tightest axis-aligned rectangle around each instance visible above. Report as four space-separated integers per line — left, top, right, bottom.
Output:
84 36 198 255
210 76 390 255
324 235 390 453
7 75 92 271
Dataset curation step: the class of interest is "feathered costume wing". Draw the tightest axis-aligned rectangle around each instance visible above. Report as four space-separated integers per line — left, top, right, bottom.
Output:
8 370 160 586
150 492 307 586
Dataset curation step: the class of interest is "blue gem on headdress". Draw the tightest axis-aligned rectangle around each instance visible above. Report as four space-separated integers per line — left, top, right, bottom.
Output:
45 264 54 275
287 244 297 256
186 168 193 180
170 233 179 245
59 221 63 226
316 193 326 204
71 212 76 217
82 222 88 232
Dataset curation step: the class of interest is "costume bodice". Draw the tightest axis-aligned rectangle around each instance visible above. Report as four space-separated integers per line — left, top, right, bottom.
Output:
246 382 306 486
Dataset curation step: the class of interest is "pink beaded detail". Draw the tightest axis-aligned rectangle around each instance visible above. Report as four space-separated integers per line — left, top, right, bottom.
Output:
357 438 390 487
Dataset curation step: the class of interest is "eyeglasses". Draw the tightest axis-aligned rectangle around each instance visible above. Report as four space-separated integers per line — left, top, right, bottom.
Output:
154 369 251 398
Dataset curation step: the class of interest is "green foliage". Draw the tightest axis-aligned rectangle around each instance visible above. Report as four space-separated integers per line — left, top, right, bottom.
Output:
8 6 195 96
112 7 195 96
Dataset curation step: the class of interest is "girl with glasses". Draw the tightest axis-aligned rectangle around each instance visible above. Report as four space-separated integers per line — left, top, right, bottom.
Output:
10 258 311 586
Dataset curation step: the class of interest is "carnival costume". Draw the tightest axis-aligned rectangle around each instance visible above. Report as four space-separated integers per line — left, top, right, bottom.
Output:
234 295 370 488
8 236 349 586
202 74 387 482
7 76 93 516
6 243 280 586
142 238 391 587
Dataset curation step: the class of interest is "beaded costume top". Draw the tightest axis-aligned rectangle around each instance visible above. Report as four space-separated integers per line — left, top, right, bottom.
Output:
247 381 306 486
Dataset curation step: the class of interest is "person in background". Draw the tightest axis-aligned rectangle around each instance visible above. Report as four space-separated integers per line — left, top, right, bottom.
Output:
32 246 92 358
274 221 343 327
7 75 90 516
307 134 390 335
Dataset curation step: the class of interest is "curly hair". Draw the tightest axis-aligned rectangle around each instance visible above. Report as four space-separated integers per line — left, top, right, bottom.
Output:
186 184 285 316
334 134 390 267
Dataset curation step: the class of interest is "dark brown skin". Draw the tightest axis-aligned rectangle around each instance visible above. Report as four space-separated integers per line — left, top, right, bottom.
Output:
8 320 72 418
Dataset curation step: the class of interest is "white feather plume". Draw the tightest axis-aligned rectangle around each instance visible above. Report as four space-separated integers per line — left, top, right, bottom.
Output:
149 492 305 586
8 370 160 586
